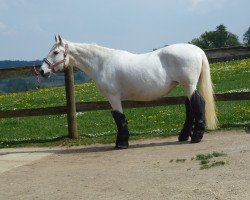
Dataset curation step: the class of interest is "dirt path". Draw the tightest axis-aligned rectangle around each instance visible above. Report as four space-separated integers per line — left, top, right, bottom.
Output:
0 130 249 200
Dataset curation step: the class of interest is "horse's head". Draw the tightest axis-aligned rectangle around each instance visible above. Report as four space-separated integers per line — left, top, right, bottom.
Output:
40 35 69 78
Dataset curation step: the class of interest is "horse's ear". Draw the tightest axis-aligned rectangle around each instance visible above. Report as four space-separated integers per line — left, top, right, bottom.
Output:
55 35 58 43
58 35 62 44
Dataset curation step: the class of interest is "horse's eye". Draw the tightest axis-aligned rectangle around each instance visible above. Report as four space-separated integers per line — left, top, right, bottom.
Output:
53 50 59 55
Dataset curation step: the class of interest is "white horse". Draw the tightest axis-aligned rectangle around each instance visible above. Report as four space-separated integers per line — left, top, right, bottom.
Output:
40 35 217 148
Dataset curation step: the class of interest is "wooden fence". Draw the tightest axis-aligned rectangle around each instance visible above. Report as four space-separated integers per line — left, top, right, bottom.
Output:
205 46 250 62
0 46 250 139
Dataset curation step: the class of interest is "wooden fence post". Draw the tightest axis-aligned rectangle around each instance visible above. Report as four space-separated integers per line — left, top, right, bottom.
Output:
64 65 78 139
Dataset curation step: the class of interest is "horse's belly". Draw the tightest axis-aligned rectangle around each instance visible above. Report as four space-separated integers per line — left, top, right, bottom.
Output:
121 82 174 101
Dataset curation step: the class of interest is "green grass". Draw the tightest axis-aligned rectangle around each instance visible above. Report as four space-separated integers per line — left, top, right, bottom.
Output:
200 161 226 170
196 152 227 161
0 59 249 148
196 151 227 170
196 153 214 161
170 151 227 170
175 159 187 163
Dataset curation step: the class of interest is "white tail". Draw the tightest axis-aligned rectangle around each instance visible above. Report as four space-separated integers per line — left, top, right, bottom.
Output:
199 53 218 130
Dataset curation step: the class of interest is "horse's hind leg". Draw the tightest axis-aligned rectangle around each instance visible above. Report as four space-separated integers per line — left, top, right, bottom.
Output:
108 96 129 149
179 85 205 143
178 97 194 141
189 90 205 143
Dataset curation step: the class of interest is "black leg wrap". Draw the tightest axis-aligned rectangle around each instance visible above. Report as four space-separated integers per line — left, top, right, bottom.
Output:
111 110 130 149
190 90 205 143
178 98 195 142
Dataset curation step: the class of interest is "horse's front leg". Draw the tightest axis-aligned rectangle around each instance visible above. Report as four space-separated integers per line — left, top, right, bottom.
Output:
108 96 130 149
112 110 130 149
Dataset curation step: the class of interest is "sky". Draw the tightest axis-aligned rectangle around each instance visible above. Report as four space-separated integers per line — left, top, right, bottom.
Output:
0 0 249 60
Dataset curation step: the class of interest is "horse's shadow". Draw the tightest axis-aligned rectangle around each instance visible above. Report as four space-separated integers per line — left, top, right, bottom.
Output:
0 140 189 156
61 140 189 154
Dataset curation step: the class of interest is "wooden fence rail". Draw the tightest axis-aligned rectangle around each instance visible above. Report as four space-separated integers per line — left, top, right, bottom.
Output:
0 46 250 139
1 92 249 119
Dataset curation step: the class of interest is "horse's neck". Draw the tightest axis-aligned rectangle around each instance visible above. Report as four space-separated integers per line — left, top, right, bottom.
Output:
68 42 112 80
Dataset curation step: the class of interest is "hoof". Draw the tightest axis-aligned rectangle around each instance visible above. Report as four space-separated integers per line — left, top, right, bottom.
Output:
190 136 202 143
178 130 191 142
115 141 129 149
178 134 189 142
191 129 204 143
114 145 128 150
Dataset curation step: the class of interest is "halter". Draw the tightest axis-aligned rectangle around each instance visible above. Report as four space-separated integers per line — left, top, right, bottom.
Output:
43 43 68 71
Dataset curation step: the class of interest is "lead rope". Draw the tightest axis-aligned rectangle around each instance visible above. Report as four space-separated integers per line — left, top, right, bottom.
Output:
33 66 41 89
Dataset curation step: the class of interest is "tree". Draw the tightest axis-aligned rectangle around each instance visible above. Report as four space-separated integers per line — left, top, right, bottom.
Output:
243 27 250 45
191 24 240 49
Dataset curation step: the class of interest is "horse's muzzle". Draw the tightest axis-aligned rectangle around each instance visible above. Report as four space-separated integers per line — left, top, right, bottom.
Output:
40 69 51 78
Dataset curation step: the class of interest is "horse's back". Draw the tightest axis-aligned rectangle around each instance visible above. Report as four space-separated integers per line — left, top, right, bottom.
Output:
157 43 204 62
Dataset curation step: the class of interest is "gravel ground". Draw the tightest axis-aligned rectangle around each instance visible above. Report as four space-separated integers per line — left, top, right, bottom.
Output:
0 130 249 200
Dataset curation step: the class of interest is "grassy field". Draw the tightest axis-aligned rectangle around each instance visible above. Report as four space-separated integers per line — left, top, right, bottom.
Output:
0 59 249 148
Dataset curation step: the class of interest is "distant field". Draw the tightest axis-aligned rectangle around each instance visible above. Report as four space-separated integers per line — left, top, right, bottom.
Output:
0 59 249 148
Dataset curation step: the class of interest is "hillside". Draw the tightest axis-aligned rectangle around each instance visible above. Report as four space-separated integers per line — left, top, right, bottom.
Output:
0 60 90 93
0 60 42 69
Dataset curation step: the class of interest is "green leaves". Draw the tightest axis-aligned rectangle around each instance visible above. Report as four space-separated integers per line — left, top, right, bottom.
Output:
191 24 240 49
243 27 250 45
